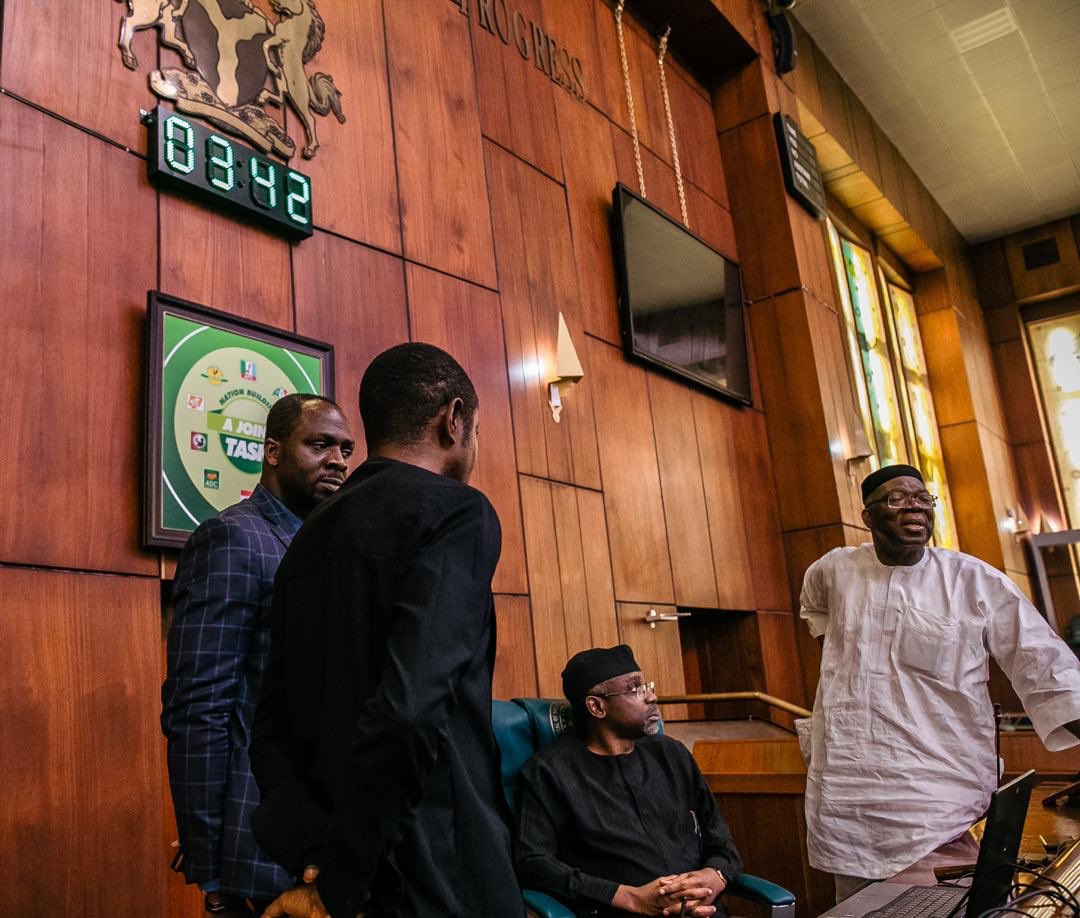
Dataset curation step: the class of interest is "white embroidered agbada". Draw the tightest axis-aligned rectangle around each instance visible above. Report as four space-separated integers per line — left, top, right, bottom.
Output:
800 542 1080 879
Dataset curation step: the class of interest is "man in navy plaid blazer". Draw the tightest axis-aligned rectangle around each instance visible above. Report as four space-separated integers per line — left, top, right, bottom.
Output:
162 393 355 916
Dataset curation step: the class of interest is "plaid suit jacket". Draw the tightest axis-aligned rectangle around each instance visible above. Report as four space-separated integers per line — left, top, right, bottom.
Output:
162 484 298 901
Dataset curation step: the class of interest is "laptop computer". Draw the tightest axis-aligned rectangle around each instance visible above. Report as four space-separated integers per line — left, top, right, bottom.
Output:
819 770 1036 918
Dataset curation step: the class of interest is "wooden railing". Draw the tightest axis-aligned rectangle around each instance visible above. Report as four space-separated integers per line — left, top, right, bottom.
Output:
657 691 812 719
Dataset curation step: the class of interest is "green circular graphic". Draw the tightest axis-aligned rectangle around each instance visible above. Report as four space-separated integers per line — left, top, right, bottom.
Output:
173 346 297 512
160 315 324 532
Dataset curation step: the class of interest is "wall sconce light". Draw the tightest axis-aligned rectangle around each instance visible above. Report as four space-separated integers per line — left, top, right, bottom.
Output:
548 312 584 423
1003 506 1028 535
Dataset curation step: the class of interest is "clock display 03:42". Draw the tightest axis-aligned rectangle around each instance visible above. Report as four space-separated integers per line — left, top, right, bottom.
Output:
146 106 313 239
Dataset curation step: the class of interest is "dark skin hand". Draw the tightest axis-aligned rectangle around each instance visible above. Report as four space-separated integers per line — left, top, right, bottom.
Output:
611 873 719 916
259 867 365 918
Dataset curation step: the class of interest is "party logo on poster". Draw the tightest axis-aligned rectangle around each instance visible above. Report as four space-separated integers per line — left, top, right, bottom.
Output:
203 469 221 489
190 432 208 451
187 394 206 411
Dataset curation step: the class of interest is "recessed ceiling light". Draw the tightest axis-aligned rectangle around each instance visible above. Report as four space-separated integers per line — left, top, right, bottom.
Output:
950 7 1018 54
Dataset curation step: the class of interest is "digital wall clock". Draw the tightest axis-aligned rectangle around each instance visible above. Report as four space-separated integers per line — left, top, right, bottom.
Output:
144 106 314 239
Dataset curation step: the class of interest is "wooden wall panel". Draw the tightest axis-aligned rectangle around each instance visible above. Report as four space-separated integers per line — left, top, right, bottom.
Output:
493 594 539 700
587 337 675 605
611 124 682 227
0 569 163 914
385 0 496 287
693 395 756 611
469 0 563 181
730 408 791 611
940 422 1003 569
292 232 410 441
541 0 623 124
718 115 800 302
646 373 720 609
520 475 570 696
667 65 729 209
1 0 156 151
0 98 156 575
688 185 739 263
625 16 667 158
299 0 400 252
485 142 601 488
551 482 597 657
520 477 620 696
159 195 293 330
617 602 689 721
757 611 808 715
577 488 621 651
748 292 839 531
405 264 526 595
556 92 622 344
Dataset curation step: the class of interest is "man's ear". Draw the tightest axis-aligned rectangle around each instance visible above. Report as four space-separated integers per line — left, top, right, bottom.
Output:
585 695 606 720
861 506 873 529
264 437 282 468
439 397 466 447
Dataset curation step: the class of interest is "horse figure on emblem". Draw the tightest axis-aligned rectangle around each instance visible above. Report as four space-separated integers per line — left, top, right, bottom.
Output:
116 0 196 71
258 0 345 158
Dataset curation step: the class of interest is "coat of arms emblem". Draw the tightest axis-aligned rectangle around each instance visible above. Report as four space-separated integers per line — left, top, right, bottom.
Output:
115 0 344 159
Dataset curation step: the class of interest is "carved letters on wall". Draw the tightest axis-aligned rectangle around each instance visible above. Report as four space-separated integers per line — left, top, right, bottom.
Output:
115 0 345 159
449 0 587 101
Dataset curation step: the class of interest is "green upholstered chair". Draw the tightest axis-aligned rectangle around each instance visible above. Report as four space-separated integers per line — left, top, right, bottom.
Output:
493 698 797 918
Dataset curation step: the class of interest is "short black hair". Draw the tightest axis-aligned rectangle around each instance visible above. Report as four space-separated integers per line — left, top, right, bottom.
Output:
359 343 478 449
265 393 340 444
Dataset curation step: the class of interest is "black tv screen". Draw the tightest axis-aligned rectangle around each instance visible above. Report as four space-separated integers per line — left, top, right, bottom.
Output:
612 183 751 404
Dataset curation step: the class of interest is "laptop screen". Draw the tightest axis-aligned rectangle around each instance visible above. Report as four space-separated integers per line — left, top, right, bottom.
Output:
965 769 1036 917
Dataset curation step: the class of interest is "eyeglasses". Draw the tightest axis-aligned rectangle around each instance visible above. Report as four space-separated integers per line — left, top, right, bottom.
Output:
595 681 655 701
867 491 939 511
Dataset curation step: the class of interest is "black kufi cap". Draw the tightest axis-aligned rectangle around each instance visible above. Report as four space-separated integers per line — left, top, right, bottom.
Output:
861 464 924 502
561 644 641 706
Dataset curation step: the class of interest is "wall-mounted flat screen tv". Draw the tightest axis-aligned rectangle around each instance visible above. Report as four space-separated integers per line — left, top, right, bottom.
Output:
611 183 751 405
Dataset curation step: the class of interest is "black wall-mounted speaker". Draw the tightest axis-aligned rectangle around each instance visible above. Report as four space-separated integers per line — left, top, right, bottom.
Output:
768 10 797 75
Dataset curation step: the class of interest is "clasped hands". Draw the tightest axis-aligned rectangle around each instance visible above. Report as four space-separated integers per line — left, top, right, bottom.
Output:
612 868 726 916
259 866 365 918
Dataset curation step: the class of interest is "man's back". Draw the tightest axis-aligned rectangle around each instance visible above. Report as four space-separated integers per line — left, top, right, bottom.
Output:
252 456 520 917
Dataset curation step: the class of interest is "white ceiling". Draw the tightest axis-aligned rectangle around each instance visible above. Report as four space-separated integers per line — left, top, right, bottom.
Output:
793 0 1080 243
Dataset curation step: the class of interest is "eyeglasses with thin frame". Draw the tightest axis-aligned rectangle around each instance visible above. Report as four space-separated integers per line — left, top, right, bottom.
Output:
594 680 655 701
866 491 939 511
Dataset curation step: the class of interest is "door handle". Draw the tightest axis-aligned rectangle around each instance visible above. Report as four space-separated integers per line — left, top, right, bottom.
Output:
645 608 691 629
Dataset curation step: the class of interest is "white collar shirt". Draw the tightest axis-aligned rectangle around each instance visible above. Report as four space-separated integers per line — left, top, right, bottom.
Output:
799 543 1080 878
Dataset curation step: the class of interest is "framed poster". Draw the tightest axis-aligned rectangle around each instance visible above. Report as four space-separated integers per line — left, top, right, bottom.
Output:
144 291 334 548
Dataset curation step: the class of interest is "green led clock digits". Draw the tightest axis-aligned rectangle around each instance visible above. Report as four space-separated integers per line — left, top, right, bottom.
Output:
164 115 195 175
206 135 236 191
286 171 311 225
249 159 277 209
149 106 312 238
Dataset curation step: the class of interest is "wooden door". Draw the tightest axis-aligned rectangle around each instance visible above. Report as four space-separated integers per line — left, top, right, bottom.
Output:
616 602 689 721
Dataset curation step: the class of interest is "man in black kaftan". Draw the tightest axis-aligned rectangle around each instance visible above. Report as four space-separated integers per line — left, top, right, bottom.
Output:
516 645 741 917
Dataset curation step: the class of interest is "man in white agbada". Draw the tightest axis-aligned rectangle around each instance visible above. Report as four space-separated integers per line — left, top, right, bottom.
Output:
800 464 1080 903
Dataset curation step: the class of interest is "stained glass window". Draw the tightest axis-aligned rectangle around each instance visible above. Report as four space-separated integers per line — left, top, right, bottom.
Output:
838 236 908 467
824 221 957 548
1028 312 1080 528
884 281 958 548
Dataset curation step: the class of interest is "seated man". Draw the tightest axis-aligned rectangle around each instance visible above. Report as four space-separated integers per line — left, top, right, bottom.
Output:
516 645 741 917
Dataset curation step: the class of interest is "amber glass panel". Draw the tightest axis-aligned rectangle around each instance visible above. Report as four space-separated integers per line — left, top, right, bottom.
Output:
1028 312 1080 528
884 281 958 548
838 237 908 467
826 222 876 462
